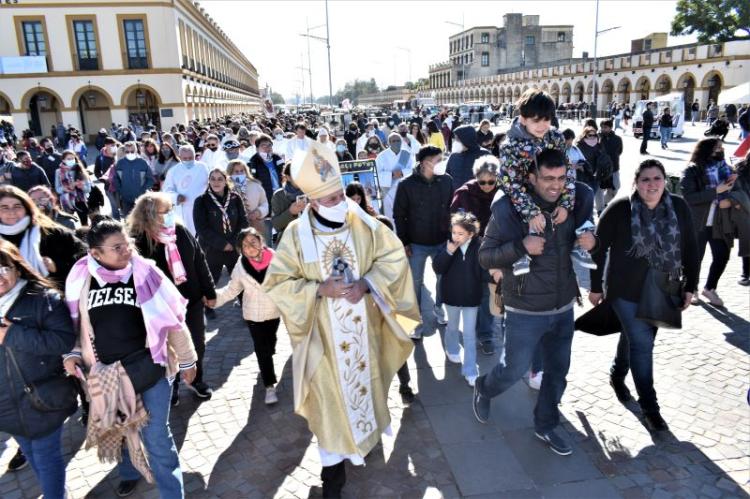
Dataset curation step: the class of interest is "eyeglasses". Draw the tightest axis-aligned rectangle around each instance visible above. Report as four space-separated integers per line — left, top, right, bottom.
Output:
0 266 15 276
0 204 26 214
98 242 132 254
477 180 497 186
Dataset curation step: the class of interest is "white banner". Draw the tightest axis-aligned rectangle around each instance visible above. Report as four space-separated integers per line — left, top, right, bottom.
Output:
0 56 48 75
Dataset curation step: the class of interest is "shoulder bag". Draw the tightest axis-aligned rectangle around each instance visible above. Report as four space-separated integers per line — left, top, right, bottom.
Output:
635 267 683 329
5 347 78 413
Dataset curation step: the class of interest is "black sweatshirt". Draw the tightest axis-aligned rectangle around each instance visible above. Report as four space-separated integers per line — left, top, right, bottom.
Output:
590 195 700 302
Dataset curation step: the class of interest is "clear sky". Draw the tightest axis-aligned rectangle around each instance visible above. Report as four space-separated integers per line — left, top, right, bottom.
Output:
199 0 697 102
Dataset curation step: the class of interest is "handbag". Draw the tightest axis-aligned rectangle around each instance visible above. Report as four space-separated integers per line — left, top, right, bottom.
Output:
120 348 166 394
575 299 622 336
636 267 683 329
5 347 78 413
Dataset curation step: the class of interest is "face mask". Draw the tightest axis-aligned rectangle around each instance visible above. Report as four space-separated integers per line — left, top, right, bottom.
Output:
451 141 465 154
183 160 195 169
63 158 77 167
108 145 118 155
226 151 239 160
275 134 283 140
260 151 272 161
367 130 375 137
390 141 402 153
336 145 346 153
125 153 137 161
231 174 246 185
433 159 448 176
316 199 348 224
35 200 52 215
162 210 176 229
45 146 54 154
584 138 598 147
712 151 725 162
162 148 171 157
399 131 408 137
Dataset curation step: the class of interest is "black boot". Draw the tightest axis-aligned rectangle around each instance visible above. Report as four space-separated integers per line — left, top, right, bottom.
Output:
643 411 669 432
609 373 632 403
321 461 346 498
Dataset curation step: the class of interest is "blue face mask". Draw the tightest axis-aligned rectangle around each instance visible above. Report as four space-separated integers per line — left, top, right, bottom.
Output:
231 174 246 185
336 145 346 154
183 160 195 169
162 210 176 229
390 141 402 153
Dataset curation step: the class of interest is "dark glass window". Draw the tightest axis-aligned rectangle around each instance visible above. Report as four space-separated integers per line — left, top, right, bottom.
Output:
22 21 46 56
123 19 148 69
74 20 98 70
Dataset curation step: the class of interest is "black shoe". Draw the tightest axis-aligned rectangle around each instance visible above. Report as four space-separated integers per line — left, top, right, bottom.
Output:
610 376 632 403
79 406 89 426
480 340 495 356
643 411 669 432
171 386 180 407
399 384 416 404
7 449 28 472
187 381 213 400
472 382 490 424
738 276 750 286
205 307 217 320
116 479 140 497
535 429 573 456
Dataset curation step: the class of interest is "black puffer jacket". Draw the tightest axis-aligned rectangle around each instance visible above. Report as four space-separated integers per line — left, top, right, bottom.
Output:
193 187 249 252
248 153 284 206
479 191 579 312
0 283 77 439
446 125 491 191
432 237 486 307
393 170 454 247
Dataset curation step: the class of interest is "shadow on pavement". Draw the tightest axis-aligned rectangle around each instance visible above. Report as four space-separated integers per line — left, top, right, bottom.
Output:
696 302 750 355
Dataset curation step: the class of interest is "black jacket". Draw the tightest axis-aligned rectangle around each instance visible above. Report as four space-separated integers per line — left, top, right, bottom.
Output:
0 284 77 439
642 109 655 130
680 164 720 229
394 171 454 247
590 195 699 301
39 151 63 183
479 191 579 313
433 237 486 307
598 131 623 172
248 153 284 206
94 153 114 179
193 188 249 251
135 224 216 302
577 140 613 185
11 164 50 191
446 125 491 191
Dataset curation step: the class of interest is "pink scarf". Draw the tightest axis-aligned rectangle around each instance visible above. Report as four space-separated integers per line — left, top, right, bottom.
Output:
65 254 188 366
249 247 273 272
156 228 187 285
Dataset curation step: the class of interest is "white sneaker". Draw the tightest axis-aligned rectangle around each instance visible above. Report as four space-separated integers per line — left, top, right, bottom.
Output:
465 375 477 387
701 288 724 307
446 352 462 364
526 371 543 391
265 386 278 405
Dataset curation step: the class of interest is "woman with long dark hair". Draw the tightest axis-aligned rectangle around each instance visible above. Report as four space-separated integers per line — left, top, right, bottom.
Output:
54 150 94 225
0 239 77 498
680 137 737 306
590 159 699 431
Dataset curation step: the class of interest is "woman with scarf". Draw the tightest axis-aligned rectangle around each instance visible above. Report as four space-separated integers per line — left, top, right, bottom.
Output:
589 159 699 432
0 186 86 288
194 167 249 285
680 138 738 307
226 159 268 238
54 150 93 225
63 218 197 498
129 192 216 405
270 163 305 243
209 228 281 405
0 239 77 499
140 138 159 177
153 142 180 188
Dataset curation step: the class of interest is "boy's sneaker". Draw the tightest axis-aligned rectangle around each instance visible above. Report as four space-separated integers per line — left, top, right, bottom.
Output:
472 382 491 424
7 449 28 472
265 386 279 405
187 381 213 400
571 247 597 269
526 371 543 390
535 429 573 456
512 255 531 276
446 352 462 364
465 375 477 387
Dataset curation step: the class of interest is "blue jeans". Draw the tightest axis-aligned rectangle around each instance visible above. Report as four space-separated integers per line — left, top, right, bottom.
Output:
444 305 478 377
15 426 65 499
477 285 495 344
531 344 543 374
477 309 574 433
119 377 184 498
408 243 443 334
610 298 659 413
660 127 671 147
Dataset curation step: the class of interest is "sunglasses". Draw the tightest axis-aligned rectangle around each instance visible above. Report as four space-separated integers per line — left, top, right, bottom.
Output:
477 180 497 186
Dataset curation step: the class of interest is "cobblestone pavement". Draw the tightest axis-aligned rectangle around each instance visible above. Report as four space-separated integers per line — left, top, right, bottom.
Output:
0 123 748 498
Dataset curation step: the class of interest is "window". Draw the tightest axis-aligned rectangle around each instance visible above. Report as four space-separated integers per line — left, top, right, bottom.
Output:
122 18 149 69
22 21 46 56
73 20 98 70
470 34 473 46
644 39 652 50
481 32 489 44
481 52 489 66
525 35 535 46
557 32 566 42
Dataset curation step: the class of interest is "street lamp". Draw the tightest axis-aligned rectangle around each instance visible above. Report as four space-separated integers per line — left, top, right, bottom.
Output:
591 0 620 119
300 0 333 108
445 17 465 101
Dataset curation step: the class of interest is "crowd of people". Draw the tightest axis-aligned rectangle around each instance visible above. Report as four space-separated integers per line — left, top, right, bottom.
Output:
0 87 747 499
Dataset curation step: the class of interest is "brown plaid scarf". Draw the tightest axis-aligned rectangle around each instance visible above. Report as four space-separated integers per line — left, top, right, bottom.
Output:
84 361 153 483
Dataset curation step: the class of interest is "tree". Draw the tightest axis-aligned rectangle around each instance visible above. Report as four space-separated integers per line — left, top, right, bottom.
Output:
671 0 750 43
270 92 285 104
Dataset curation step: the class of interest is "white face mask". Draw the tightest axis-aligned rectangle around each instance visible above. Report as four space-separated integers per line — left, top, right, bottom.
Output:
451 141 465 154
125 153 137 161
108 145 118 155
63 159 77 167
316 199 348 223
